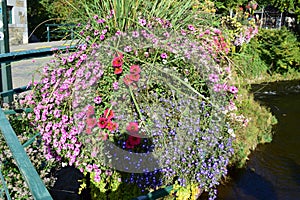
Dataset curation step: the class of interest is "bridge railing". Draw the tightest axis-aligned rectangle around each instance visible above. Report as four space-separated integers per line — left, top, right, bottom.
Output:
45 24 76 42
0 45 77 199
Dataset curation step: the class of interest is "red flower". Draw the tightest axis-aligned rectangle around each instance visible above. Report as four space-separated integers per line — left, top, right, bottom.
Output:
86 117 97 128
114 67 123 74
126 140 134 149
126 122 139 135
130 65 141 74
112 56 123 67
123 74 133 86
106 120 118 131
125 142 134 149
127 135 141 146
98 117 108 128
129 73 140 82
104 109 114 119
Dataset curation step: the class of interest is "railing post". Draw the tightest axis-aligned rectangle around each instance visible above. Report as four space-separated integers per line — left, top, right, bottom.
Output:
47 25 50 42
0 0 13 103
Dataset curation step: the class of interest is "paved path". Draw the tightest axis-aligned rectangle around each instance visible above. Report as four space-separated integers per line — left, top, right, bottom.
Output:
9 40 78 88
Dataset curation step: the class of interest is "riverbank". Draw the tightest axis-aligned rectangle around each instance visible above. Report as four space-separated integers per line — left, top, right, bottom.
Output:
217 79 300 199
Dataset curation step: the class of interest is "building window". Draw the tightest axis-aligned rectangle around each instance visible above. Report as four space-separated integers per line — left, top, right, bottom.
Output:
7 6 13 24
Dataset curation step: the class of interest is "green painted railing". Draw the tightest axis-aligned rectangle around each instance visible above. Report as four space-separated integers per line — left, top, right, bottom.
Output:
0 88 52 200
45 24 76 42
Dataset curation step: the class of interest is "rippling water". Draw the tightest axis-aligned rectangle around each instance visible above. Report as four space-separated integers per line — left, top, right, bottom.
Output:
216 80 300 200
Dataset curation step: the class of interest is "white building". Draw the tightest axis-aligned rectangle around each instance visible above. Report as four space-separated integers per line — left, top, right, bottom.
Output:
7 0 28 45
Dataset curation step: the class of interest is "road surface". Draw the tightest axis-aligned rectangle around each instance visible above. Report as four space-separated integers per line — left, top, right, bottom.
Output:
9 40 78 88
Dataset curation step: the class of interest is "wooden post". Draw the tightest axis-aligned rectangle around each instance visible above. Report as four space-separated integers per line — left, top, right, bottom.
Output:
0 0 12 103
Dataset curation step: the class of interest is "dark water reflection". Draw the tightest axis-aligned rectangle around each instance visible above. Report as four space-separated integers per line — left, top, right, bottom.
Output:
216 80 300 200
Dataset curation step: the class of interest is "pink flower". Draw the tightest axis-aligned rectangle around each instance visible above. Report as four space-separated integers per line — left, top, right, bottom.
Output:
94 174 101 183
129 74 140 82
112 56 123 67
130 65 141 74
123 74 133 86
126 122 139 135
139 18 146 26
114 67 123 74
228 86 238 94
86 117 97 128
100 34 105 41
97 19 105 24
204 29 210 34
188 24 195 31
213 84 223 92
132 31 139 38
214 29 222 35
113 81 119 90
161 53 168 59
124 46 132 52
94 96 102 104
209 74 219 83
106 120 118 132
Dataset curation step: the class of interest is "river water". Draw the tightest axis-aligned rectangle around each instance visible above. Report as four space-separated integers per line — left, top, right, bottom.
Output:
216 80 300 200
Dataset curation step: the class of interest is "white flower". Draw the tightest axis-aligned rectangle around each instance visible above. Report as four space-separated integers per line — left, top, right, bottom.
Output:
228 128 236 138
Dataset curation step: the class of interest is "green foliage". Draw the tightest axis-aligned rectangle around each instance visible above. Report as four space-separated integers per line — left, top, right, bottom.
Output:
253 28 300 73
232 42 269 78
229 86 277 167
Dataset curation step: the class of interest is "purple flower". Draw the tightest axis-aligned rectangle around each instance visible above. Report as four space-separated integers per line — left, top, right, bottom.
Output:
188 24 195 31
113 81 119 90
209 74 219 83
228 86 238 94
132 31 139 38
80 54 87 61
124 46 132 52
68 54 76 62
213 84 223 92
62 115 69 123
94 96 102 104
102 29 108 35
161 53 168 59
139 18 146 26
100 34 105 41
85 71 92 80
97 19 105 24
53 109 61 118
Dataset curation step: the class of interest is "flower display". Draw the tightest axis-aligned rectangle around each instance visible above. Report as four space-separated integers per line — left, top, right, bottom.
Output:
22 10 257 200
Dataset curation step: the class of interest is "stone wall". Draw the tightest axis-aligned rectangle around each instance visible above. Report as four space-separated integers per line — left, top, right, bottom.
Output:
7 0 28 45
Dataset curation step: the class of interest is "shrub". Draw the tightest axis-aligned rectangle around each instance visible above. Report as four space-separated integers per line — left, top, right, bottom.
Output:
253 27 300 73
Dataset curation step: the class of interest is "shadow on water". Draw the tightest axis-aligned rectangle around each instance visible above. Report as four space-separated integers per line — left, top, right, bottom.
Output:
216 80 300 200
214 167 277 200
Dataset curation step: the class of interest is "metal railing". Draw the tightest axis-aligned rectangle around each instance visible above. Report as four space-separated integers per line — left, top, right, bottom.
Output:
0 44 77 199
0 86 52 200
45 24 76 42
